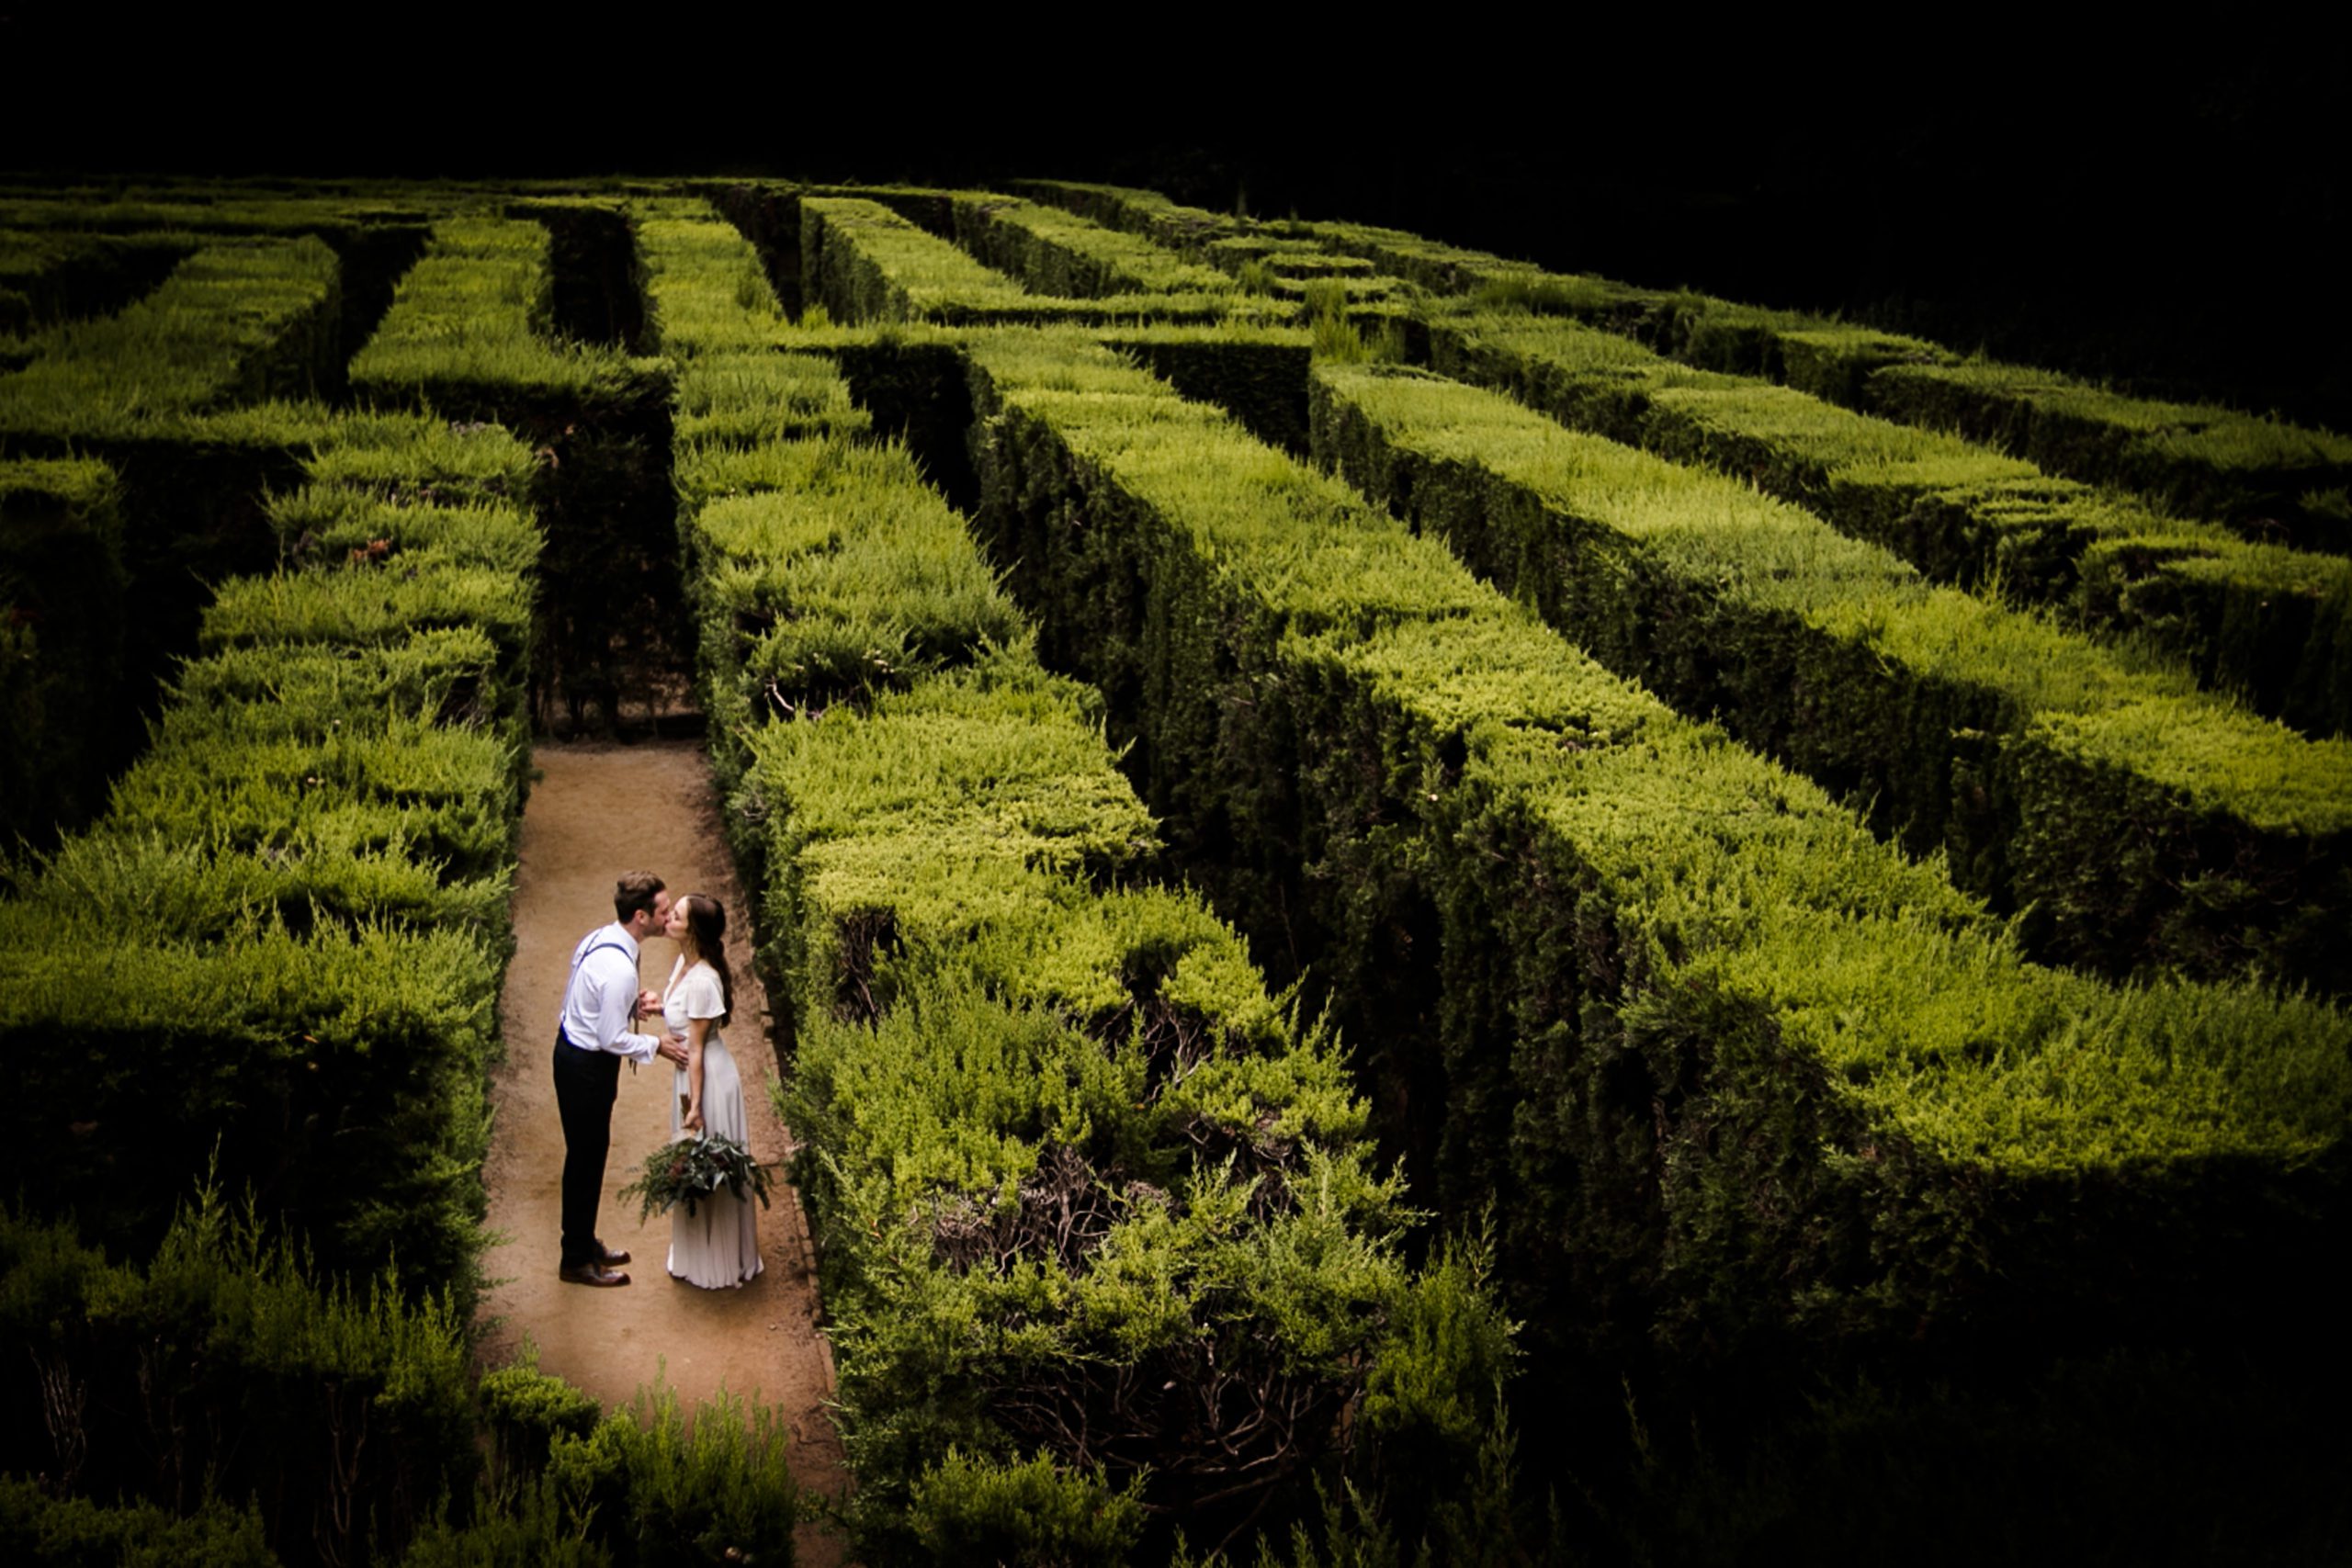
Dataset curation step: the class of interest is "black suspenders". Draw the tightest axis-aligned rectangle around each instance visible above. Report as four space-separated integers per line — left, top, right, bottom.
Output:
559 940 638 1052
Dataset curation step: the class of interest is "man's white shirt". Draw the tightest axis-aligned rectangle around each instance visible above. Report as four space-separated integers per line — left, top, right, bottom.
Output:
559 922 662 1064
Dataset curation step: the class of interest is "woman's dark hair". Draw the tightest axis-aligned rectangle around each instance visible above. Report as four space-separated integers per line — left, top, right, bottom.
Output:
678 894 733 1024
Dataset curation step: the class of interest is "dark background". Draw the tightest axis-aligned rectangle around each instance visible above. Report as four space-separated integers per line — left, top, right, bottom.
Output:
5 17 2346 429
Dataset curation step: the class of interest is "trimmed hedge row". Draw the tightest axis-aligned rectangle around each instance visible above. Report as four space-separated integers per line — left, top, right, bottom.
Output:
0 236 341 439
1011 183 1410 306
1430 308 2352 739
1289 209 2352 550
0 457 127 849
957 330 2352 1382
801 196 1282 329
351 211 677 730
1312 358 2352 996
652 230 1514 1562
0 193 433 369
945 192 1236 298
0 409 539 1302
1008 180 1248 256
349 215 636 414
1859 358 2352 553
0 230 192 355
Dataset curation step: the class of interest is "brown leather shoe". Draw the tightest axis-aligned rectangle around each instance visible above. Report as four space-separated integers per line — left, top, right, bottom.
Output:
559 1262 630 1287
594 1242 632 1267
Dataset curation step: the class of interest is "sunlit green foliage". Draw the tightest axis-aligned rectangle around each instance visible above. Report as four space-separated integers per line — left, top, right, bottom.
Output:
802 195 1289 328
1012 179 1250 256
950 191 1237 297
349 216 633 410
963 330 2352 1380
0 237 341 436
649 243 1511 1558
1433 309 2352 738
1867 356 2352 545
1315 359 2352 992
1282 205 2352 545
0 403 540 1300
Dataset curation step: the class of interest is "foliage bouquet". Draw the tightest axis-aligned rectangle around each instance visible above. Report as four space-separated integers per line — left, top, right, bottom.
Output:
619 1134 773 1223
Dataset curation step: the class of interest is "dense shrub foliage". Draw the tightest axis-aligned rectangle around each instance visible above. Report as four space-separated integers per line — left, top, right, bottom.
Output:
6 173 2347 1563
650 203 1517 1562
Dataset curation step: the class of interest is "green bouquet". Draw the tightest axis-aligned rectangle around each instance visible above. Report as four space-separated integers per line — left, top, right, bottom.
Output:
619 1134 774 1222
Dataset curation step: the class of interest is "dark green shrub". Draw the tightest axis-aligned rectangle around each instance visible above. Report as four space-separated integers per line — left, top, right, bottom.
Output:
544 1386 797 1568
0 1478 277 1568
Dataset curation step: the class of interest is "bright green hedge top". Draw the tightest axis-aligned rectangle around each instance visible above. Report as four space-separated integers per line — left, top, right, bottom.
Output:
685 434 1024 700
636 206 871 444
805 195 1283 328
966 330 2352 1177
348 216 628 403
0 454 118 513
635 201 787 357
1442 308 2312 569
0 193 439 235
1874 357 2352 475
1289 203 2352 499
1317 361 2352 833
293 408 538 497
965 329 1493 632
804 196 1037 318
952 192 1237 295
1009 180 1246 254
0 236 338 435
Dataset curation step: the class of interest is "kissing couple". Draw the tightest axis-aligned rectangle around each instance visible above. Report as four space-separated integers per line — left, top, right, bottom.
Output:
551 870 763 1290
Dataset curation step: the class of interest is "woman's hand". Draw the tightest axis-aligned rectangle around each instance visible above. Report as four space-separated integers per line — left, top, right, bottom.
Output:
683 1106 704 1134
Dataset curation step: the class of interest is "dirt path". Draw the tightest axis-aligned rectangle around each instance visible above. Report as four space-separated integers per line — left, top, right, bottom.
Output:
477 739 849 1564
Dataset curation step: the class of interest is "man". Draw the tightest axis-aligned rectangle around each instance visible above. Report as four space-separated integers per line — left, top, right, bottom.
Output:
554 870 691 1287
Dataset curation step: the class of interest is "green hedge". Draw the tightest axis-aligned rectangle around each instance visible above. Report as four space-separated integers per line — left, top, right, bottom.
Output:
946 192 1236 298
1860 358 2352 553
0 412 539 1299
676 435 1023 864
0 1193 472 1562
0 231 193 356
960 330 2352 1385
1283 205 2352 551
0 1479 276 1568
1101 324 1316 454
0 237 340 439
1008 181 1248 257
1430 308 2352 739
651 252 1513 1557
349 215 636 415
0 1199 797 1567
0 231 375 777
0 457 127 848
801 196 1283 329
351 212 675 730
1318 358 2352 995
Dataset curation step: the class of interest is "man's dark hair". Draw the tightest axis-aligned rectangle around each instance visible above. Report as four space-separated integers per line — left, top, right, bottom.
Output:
615 871 665 923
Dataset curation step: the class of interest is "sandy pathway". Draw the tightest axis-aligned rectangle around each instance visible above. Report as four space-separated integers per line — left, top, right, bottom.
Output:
477 739 848 1563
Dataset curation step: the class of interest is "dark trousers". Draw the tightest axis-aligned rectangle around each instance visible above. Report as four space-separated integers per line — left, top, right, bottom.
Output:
552 1030 622 1267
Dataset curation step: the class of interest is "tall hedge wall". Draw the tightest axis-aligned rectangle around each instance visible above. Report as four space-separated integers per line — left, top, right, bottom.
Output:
649 208 1514 1564
956 331 2352 1389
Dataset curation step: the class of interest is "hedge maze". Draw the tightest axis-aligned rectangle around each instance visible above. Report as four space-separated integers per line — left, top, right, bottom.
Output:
3 173 2348 1563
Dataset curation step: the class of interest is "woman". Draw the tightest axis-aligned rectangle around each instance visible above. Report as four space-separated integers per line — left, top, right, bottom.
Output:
660 893 762 1288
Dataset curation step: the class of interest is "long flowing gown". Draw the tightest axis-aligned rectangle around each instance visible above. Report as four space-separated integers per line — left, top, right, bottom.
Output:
662 955 762 1288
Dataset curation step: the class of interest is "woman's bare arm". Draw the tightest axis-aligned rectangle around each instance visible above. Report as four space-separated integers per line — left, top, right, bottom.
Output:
683 1016 711 1132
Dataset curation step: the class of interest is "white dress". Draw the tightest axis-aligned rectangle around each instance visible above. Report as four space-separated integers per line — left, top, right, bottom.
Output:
662 956 762 1288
